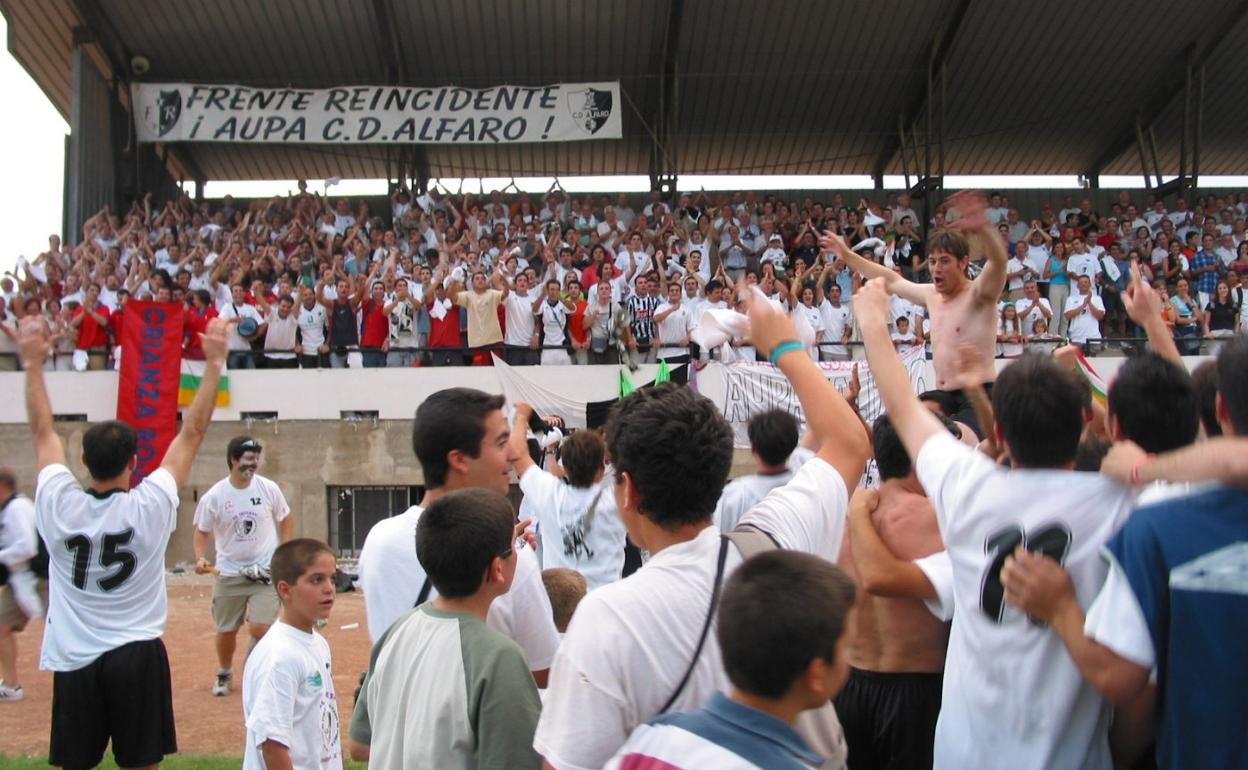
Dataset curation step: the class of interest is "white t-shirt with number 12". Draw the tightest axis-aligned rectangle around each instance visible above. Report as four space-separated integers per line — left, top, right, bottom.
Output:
193 475 290 577
915 431 1134 770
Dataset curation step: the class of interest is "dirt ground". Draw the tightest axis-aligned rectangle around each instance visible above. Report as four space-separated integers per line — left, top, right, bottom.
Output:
0 574 371 760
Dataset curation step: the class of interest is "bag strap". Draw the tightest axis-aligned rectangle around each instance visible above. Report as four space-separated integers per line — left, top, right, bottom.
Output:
656 525 780 715
414 576 432 607
658 535 730 715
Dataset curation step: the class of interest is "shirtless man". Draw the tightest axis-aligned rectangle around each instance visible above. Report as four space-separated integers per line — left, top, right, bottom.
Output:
822 191 1007 435
836 414 950 770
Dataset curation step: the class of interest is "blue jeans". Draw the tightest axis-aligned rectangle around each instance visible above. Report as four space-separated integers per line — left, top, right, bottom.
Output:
228 351 255 369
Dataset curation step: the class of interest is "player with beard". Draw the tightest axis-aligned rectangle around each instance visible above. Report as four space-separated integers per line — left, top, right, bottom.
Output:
193 436 294 696
824 191 1007 436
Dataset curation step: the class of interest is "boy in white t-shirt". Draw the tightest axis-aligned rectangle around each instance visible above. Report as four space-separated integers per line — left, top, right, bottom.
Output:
854 278 1135 770
242 539 343 770
605 551 857 770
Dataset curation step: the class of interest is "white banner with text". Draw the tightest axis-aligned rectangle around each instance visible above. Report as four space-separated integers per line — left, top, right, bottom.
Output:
698 347 931 447
132 82 622 144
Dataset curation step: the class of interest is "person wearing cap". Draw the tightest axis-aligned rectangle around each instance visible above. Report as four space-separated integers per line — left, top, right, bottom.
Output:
192 436 294 697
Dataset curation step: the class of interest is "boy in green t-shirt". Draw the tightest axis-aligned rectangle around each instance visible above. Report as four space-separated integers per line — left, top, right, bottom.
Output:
347 488 541 770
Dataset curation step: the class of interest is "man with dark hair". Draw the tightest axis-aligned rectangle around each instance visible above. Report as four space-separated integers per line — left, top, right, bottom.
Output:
606 551 857 770
854 277 1135 769
836 414 951 770
713 409 808 532
349 489 541 770
192 436 294 696
1105 354 1198 455
509 408 625 591
0 467 44 702
825 191 1008 435
1003 334 1248 770
357 387 558 686
536 292 871 770
22 315 229 770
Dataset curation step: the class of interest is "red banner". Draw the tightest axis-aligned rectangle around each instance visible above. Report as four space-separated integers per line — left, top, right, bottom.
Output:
116 301 185 487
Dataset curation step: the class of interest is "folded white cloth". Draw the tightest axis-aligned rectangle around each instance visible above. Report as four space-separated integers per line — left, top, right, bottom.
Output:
72 349 89 371
429 297 452 321
690 287 815 354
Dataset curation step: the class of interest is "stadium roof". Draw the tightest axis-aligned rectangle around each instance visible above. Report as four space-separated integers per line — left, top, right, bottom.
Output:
5 0 1248 183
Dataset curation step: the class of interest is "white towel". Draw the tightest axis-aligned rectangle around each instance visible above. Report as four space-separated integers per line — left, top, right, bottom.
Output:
429 297 452 321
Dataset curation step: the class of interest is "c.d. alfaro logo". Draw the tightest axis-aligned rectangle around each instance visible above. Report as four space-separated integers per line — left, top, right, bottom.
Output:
567 88 612 135
142 89 182 137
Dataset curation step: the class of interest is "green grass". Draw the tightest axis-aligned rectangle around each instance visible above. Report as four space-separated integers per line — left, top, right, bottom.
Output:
0 756 368 770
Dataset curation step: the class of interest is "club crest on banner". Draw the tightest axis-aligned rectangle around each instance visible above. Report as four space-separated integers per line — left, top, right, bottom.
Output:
567 88 613 134
143 89 183 137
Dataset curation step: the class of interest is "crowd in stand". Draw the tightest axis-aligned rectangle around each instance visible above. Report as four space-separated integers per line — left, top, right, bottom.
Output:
2 185 1247 370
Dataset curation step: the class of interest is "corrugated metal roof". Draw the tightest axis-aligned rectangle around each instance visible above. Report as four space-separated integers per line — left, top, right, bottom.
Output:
3 0 1245 180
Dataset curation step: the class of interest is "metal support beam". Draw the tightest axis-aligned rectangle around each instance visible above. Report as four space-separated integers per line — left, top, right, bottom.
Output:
371 0 430 191
871 0 971 182
1087 1 1248 181
649 0 684 193
1192 63 1205 193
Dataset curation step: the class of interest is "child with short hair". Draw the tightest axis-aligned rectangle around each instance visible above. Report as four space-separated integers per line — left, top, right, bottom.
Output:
604 550 857 770
891 316 917 350
348 488 542 770
541 567 588 635
242 539 343 770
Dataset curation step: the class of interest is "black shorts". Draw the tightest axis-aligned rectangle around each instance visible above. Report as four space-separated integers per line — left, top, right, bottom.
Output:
50 638 177 770
945 382 993 441
834 667 943 770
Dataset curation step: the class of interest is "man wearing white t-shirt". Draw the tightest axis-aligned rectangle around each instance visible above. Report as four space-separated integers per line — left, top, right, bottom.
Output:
534 293 871 770
855 279 1134 770
1015 280 1053 337
1065 275 1106 346
295 284 329 369
712 409 812 533
357 388 559 685
509 409 626 591
818 279 854 362
193 436 294 697
219 283 264 369
22 316 228 770
654 283 694 363
504 273 540 365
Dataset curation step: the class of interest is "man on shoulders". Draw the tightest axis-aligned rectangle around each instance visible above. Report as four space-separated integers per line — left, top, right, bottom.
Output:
825 191 1007 436
853 277 1134 770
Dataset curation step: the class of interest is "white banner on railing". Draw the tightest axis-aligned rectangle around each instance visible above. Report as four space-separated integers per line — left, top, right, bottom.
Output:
132 81 622 144
699 346 931 447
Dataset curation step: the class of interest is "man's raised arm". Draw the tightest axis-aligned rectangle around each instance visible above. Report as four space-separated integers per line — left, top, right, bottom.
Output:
856 278 947 460
1121 262 1181 363
20 317 66 472
160 318 229 487
950 191 1008 303
743 286 869 490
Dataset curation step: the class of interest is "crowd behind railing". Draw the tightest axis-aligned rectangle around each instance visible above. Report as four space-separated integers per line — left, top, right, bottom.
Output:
2 184 1246 371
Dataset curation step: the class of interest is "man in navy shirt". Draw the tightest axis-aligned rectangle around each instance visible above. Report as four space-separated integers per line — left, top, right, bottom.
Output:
1002 333 1248 770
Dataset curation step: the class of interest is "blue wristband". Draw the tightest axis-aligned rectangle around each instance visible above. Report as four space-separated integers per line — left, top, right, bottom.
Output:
769 340 804 364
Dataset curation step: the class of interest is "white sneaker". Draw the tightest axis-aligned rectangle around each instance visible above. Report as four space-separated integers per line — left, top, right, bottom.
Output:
212 671 232 696
0 681 23 702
